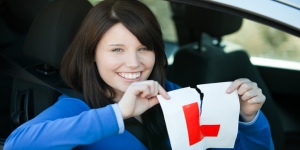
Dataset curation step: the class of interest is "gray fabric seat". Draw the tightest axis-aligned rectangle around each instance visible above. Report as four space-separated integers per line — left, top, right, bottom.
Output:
10 0 92 130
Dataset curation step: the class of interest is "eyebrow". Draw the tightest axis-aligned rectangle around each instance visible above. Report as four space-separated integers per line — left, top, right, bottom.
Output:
109 44 125 46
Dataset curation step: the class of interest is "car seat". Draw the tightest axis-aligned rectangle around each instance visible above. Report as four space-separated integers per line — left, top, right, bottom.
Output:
168 4 285 149
0 0 51 145
9 0 92 133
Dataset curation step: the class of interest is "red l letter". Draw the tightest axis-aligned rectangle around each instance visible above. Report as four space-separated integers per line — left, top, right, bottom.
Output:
183 102 220 146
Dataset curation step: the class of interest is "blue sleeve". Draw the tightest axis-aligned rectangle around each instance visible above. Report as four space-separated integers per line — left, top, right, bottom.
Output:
165 79 181 91
210 111 273 150
165 80 273 150
234 110 273 149
4 95 122 150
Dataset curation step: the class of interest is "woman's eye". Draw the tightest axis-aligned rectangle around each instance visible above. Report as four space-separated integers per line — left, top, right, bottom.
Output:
112 48 122 52
139 47 149 51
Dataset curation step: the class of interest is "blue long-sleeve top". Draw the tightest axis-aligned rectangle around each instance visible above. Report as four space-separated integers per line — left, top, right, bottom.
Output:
4 81 273 150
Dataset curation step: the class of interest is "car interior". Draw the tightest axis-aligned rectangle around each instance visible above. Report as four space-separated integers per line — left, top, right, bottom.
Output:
0 0 300 150
0 0 92 148
167 3 286 149
166 1 300 149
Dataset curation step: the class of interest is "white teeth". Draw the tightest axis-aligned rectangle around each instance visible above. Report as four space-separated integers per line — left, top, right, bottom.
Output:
118 72 140 79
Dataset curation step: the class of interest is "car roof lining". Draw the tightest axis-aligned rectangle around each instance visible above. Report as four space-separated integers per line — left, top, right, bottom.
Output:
168 0 300 38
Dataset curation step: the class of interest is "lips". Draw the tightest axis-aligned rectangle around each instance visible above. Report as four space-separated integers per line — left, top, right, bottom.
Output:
117 72 141 80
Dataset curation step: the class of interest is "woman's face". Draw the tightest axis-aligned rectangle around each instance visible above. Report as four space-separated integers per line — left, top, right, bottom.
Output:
95 23 155 101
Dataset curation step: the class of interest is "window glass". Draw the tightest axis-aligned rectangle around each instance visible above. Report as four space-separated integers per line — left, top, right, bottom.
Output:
140 0 300 63
89 0 101 6
223 19 300 63
139 0 177 43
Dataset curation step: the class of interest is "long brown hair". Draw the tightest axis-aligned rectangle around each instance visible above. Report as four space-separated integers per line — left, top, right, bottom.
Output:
61 0 169 149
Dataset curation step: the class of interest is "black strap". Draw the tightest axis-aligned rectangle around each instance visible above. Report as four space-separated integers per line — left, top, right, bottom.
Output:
124 117 149 148
0 55 84 99
0 55 149 148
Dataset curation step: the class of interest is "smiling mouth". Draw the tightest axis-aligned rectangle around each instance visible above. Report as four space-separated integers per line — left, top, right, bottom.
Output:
117 72 141 80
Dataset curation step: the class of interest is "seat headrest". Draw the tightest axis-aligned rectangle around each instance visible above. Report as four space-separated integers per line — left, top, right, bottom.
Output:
185 5 243 37
2 0 50 33
24 0 92 69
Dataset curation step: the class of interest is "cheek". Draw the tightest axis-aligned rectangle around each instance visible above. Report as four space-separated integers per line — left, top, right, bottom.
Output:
149 54 156 71
142 52 156 69
95 54 118 76
96 61 119 75
140 52 155 81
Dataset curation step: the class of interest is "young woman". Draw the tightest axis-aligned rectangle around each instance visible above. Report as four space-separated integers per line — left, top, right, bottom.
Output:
4 0 273 149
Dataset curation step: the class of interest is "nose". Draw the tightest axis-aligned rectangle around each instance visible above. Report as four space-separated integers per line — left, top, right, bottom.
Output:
125 51 140 68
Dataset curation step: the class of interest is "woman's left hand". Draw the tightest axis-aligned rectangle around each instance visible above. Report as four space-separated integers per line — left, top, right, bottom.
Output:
226 78 266 122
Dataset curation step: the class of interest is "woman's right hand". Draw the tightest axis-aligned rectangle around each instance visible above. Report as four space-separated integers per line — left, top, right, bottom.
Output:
117 80 170 119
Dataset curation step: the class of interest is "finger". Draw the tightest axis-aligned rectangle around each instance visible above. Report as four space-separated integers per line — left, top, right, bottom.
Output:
148 96 159 108
158 84 170 100
139 85 151 98
149 80 155 96
136 80 153 98
247 94 266 104
146 81 158 99
154 81 158 98
240 88 262 101
227 78 251 93
237 82 258 96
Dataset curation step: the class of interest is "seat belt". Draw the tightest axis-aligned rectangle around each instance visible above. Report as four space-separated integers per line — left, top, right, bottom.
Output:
0 55 150 148
0 55 84 100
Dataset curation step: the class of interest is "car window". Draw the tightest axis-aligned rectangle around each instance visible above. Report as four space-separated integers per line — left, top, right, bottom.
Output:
139 0 177 43
143 0 300 70
223 19 300 64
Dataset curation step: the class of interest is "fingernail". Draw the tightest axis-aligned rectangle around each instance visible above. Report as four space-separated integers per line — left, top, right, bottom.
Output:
226 89 231 93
